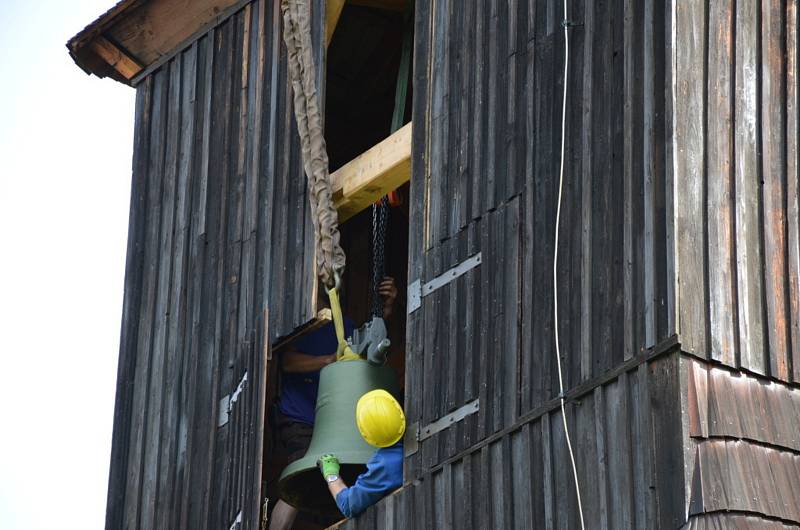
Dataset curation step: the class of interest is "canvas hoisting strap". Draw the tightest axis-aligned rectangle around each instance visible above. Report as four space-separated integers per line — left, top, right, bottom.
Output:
280 0 345 290
281 0 357 361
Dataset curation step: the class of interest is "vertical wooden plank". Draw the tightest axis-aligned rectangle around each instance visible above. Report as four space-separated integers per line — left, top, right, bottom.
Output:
141 58 181 530
762 0 791 380
485 0 499 213
455 0 473 232
212 14 243 526
550 407 572 530
629 367 647 527
519 0 537 412
541 412 555 530
531 7 556 406
786 0 800 383
161 43 197 530
605 374 634 529
181 32 216 530
675 0 709 356
461 454 474 530
623 0 636 361
643 0 657 348
734 0 767 375
490 208 504 434
106 76 152 530
707 0 737 366
123 67 168 530
594 386 610 530
663 0 679 341
650 355 686 529
565 0 586 391
504 199 521 425
580 0 594 381
477 214 492 439
525 417 543 529
405 0 432 481
470 0 487 224
197 21 234 530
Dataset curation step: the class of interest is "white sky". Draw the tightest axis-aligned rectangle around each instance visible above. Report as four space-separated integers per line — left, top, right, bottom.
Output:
0 1 135 529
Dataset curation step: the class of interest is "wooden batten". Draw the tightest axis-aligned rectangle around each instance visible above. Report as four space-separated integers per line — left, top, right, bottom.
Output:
331 121 412 222
89 36 142 80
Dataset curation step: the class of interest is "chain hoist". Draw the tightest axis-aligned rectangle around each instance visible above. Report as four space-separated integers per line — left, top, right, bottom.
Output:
370 196 390 317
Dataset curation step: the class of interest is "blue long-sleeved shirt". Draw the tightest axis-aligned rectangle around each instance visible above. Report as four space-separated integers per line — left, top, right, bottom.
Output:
335 443 403 518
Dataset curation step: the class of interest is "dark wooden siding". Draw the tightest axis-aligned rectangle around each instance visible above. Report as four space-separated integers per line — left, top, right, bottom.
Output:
674 0 800 383
338 353 686 530
405 0 676 479
105 1 325 528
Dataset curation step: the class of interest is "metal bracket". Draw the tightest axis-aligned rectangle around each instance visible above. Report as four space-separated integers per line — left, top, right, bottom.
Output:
418 399 480 442
218 371 248 427
403 422 420 456
350 316 391 365
407 252 482 313
228 510 242 530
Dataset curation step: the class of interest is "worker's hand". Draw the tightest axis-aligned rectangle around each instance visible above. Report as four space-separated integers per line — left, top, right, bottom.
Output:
379 277 398 320
317 454 340 479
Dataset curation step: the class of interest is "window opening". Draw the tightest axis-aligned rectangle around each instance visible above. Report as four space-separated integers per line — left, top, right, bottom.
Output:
262 3 413 528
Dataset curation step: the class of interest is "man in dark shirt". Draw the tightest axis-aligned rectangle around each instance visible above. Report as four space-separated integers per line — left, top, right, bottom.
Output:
269 278 397 530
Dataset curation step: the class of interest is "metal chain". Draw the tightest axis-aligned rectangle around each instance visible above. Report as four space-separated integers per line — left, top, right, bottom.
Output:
371 196 390 317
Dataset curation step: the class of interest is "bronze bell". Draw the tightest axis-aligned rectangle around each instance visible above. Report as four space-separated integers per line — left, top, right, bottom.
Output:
278 359 400 517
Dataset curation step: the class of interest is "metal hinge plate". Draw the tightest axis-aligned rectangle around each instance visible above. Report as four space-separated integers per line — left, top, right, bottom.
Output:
407 252 482 313
229 510 242 530
418 399 480 441
405 399 480 456
218 371 248 427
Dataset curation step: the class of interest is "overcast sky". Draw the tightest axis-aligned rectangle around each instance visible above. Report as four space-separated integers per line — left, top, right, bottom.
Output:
0 1 134 529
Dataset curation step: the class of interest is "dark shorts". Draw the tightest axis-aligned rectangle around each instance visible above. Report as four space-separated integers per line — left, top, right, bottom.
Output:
278 413 314 464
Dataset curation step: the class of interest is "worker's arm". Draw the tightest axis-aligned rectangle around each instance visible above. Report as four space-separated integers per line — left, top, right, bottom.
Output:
326 476 347 499
281 350 336 373
379 277 398 320
319 449 402 519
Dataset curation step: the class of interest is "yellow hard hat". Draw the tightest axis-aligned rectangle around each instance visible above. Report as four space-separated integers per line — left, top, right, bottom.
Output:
355 389 406 448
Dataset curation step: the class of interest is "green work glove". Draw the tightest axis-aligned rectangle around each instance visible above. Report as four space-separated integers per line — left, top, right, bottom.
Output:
317 453 340 480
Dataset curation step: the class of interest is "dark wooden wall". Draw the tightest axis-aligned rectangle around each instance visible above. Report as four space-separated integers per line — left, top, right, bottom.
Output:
337 352 686 530
99 0 800 528
105 1 325 529
404 0 674 482
674 0 800 384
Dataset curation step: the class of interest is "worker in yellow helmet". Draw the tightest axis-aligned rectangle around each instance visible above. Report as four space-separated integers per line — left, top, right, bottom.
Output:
317 389 405 518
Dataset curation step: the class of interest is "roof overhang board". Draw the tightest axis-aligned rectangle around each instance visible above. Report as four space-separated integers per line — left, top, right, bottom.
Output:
67 0 246 85
330 121 412 222
69 0 412 85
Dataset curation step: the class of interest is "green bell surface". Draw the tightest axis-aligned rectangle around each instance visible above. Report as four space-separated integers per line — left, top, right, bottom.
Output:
278 359 400 517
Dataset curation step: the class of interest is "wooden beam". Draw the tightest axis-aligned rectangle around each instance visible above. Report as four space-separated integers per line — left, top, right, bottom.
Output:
90 36 143 80
326 0 347 46
331 121 412 222
272 309 332 351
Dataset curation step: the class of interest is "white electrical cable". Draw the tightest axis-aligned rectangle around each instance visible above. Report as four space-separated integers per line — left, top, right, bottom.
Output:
553 1 586 528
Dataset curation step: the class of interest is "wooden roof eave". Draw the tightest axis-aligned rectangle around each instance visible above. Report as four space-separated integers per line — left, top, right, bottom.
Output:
66 0 249 86
68 0 412 86
67 0 146 85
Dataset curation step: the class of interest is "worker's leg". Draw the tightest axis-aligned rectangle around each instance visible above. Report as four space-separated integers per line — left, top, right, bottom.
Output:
268 500 298 530
270 414 314 529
